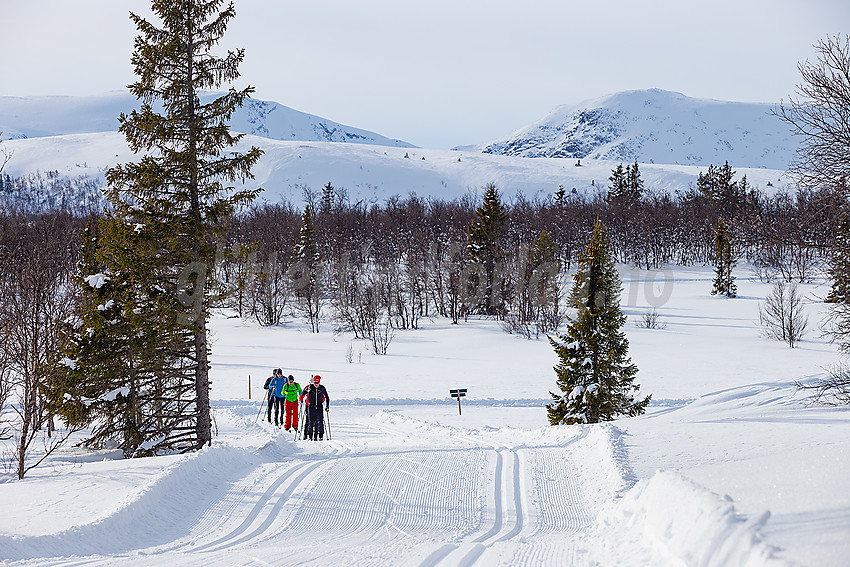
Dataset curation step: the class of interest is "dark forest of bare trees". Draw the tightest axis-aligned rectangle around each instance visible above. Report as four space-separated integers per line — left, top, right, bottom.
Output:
214 178 839 334
0 212 85 477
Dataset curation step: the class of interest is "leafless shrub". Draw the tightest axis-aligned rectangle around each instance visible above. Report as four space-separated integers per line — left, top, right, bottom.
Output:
636 308 666 329
500 313 538 339
759 281 809 347
370 318 394 355
253 251 290 326
797 365 850 406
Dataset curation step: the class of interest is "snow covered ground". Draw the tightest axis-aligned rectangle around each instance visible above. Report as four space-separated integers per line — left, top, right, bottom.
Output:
1 265 848 566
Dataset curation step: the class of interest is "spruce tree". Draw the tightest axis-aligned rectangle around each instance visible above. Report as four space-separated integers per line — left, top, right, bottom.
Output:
59 217 196 456
711 218 737 297
606 161 643 206
292 205 322 332
606 163 628 204
65 0 262 454
698 162 736 200
554 185 566 208
320 182 335 215
626 161 644 199
467 183 508 316
547 219 649 425
826 212 850 304
528 229 560 326
697 161 750 218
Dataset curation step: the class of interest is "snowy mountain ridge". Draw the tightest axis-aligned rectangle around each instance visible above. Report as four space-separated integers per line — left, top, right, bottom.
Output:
477 89 797 170
0 132 793 213
0 92 415 148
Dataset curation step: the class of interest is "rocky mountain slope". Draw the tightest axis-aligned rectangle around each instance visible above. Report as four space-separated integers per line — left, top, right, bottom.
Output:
477 89 796 170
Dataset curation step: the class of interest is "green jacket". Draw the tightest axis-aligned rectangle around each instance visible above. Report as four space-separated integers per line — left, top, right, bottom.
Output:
282 382 302 402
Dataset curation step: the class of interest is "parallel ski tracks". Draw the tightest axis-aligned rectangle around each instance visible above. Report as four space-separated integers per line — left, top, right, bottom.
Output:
27 421 599 566
418 429 595 567
419 445 528 567
176 422 489 559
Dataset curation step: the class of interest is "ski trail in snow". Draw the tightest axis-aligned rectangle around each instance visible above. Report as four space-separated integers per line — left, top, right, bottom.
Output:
497 436 596 566
187 460 327 553
9 419 610 567
472 449 504 542
432 448 526 567
415 428 595 567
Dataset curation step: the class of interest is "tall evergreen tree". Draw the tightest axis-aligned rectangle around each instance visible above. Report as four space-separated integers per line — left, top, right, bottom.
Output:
606 163 628 204
467 183 508 316
59 217 198 456
711 218 737 297
826 212 850 304
554 185 566 208
527 229 560 327
64 0 262 454
626 160 644 199
697 162 735 200
547 219 650 425
697 161 751 218
606 161 643 206
292 205 322 332
320 182 335 215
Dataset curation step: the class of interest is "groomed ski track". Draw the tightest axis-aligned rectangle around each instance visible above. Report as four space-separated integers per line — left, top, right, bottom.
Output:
9 403 614 567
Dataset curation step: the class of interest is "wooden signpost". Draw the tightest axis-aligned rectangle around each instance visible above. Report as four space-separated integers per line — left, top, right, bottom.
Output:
450 388 467 415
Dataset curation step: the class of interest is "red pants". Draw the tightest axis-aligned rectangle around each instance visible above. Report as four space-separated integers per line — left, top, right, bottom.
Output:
284 399 299 429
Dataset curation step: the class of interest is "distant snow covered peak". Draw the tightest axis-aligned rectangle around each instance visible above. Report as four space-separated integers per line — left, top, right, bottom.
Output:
232 96 414 147
0 91 415 149
478 89 796 170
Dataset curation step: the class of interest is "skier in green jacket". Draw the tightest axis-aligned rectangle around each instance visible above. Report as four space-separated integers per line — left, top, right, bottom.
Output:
282 375 302 432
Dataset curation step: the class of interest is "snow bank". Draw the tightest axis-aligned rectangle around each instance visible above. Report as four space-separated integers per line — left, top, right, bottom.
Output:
591 470 794 567
0 443 270 561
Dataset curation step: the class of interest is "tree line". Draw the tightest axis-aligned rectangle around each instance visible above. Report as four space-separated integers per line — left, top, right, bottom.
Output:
215 168 839 327
1 167 838 455
0 157 843 473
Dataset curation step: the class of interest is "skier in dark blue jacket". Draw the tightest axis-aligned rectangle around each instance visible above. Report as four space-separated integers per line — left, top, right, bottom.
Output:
264 368 286 426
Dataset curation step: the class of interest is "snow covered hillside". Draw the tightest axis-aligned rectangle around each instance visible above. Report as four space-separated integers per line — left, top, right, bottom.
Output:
1 132 793 211
1 265 847 566
0 92 414 148
0 89 802 211
476 89 797 170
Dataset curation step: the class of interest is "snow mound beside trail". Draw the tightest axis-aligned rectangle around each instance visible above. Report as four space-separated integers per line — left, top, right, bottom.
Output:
0 443 267 562
589 470 795 567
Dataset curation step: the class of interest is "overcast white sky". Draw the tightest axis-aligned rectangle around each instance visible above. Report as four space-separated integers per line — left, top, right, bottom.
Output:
1 0 848 148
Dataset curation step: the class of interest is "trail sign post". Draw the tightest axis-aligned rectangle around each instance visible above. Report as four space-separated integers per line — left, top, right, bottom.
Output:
450 388 467 415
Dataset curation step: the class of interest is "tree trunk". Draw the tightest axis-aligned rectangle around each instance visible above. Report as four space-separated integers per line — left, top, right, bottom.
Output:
194 320 211 448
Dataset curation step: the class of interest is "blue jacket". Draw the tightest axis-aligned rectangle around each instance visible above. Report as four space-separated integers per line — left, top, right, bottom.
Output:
268 375 286 398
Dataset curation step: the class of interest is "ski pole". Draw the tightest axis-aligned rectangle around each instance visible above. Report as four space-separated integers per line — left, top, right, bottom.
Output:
325 407 332 440
294 401 301 440
297 401 305 440
255 391 268 423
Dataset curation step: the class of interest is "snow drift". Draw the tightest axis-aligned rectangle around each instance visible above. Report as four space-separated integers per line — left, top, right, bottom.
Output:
590 470 794 567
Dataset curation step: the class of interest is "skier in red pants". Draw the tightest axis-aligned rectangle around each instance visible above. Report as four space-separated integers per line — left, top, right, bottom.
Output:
282 375 302 431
